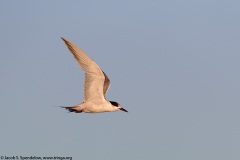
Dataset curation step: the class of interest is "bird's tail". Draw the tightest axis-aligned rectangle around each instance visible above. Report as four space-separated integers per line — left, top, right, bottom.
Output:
60 106 82 113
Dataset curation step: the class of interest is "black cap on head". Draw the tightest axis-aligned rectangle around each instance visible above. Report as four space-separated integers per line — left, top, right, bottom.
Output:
110 101 119 107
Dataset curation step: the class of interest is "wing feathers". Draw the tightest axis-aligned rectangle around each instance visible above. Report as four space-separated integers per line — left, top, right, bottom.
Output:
102 71 111 98
61 37 107 102
61 37 95 72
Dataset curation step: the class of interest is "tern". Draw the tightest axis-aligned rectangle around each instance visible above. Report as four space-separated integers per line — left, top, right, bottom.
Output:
60 37 128 113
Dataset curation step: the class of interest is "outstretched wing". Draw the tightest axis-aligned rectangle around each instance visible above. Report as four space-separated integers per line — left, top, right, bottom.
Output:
61 37 105 102
102 71 111 99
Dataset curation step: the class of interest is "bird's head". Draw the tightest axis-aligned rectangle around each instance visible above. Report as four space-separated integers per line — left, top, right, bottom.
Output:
110 101 128 112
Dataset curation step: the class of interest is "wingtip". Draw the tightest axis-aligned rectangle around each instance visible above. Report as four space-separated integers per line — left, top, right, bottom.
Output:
61 37 66 41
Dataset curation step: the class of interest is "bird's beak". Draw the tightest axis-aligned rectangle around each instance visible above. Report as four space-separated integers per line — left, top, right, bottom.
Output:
120 107 128 112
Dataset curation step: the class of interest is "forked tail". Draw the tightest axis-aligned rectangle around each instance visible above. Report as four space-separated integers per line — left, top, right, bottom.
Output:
60 106 82 113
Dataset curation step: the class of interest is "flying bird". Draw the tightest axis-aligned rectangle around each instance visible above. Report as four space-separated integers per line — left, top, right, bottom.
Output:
60 37 128 113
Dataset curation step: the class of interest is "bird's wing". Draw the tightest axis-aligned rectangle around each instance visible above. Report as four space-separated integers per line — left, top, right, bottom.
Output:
61 37 105 102
102 71 111 99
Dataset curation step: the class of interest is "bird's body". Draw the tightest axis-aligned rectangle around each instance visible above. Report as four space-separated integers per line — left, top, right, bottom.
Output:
65 101 119 113
60 37 127 113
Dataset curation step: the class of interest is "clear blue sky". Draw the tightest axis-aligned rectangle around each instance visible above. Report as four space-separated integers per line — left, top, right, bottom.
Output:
1 1 240 159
